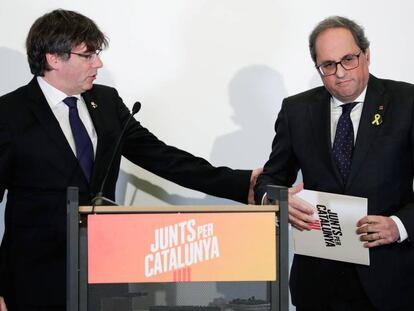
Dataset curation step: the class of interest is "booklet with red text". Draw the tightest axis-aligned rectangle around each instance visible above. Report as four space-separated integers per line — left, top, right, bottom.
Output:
293 189 369 265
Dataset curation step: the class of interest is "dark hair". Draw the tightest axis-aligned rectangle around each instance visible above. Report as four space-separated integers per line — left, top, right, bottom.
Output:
26 9 108 76
309 16 370 64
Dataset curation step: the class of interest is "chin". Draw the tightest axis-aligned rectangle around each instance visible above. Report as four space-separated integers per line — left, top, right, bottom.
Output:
83 84 94 91
335 90 357 100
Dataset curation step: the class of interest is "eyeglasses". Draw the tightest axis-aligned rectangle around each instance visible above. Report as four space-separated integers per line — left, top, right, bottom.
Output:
69 49 102 63
316 51 362 76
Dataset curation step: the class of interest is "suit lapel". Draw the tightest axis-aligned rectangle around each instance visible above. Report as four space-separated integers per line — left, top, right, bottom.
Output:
25 78 79 165
82 89 116 192
82 90 102 190
347 75 388 187
309 88 344 184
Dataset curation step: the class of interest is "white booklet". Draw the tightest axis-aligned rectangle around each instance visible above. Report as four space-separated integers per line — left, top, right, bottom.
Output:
293 189 369 265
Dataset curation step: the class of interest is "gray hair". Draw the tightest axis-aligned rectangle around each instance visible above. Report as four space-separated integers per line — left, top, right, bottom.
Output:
309 16 370 64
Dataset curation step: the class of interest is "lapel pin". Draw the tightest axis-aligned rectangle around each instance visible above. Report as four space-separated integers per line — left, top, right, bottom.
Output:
379 105 384 111
371 113 382 126
91 101 98 109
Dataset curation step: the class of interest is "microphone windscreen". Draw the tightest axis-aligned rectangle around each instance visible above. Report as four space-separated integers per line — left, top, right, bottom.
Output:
132 101 141 115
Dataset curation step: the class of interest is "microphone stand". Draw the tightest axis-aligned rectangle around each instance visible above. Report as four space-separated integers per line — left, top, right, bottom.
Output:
91 102 141 212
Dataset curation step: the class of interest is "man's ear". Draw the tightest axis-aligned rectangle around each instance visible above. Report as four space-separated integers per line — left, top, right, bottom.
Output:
45 53 61 70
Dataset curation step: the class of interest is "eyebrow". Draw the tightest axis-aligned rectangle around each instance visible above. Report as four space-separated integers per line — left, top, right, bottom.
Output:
319 51 360 64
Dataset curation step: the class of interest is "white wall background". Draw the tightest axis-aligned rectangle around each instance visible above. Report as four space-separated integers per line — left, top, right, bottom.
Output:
1 0 414 309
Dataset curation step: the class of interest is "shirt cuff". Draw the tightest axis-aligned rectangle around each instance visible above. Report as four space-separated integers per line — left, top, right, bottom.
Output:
390 215 408 242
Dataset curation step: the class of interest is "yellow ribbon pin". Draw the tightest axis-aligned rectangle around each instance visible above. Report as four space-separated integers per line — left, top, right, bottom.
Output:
372 113 381 126
91 101 98 109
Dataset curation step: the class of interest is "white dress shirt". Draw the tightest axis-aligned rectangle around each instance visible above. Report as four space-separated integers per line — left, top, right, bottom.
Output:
330 89 366 144
37 76 97 157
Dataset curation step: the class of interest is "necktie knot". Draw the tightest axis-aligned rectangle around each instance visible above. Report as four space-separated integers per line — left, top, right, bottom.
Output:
340 102 358 115
63 96 78 109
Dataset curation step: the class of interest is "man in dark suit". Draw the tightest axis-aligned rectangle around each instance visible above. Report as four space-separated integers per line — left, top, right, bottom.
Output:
0 10 259 311
255 16 414 310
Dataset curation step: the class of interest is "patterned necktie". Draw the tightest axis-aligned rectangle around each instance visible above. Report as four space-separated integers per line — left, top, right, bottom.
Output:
332 102 358 183
63 97 94 182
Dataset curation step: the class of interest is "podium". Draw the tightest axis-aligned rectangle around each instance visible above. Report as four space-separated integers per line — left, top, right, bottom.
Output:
67 186 289 311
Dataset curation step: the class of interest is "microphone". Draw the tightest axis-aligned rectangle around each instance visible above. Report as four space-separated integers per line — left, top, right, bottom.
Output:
92 101 141 207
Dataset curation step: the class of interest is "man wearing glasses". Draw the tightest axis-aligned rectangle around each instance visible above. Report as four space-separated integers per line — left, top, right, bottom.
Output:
0 9 260 311
255 16 414 310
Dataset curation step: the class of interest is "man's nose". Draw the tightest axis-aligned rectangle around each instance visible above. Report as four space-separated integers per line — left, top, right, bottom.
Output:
335 63 347 78
93 55 103 68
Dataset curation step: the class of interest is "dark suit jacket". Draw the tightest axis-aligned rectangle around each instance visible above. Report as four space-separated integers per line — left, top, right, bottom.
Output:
0 78 250 307
255 75 414 310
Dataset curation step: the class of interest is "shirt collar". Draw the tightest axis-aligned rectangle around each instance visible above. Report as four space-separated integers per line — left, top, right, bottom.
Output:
37 76 81 107
331 86 368 108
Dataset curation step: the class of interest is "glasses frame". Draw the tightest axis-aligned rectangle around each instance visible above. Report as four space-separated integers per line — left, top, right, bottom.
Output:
316 51 362 77
69 49 102 62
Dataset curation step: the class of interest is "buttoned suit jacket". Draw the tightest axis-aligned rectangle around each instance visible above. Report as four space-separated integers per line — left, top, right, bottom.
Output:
0 77 250 307
255 75 414 310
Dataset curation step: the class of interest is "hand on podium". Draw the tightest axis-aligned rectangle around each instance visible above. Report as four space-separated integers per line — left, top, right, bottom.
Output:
248 167 263 204
0 296 7 311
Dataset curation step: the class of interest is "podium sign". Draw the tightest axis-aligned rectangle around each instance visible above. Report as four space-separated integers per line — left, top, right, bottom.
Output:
88 212 276 283
67 186 289 311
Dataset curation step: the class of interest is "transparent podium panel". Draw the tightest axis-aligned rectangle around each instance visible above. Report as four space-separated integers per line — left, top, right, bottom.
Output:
87 281 270 311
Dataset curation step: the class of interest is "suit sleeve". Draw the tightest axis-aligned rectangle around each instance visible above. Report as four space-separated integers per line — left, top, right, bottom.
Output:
394 98 414 240
254 99 300 203
0 124 12 201
115 92 251 204
0 122 13 296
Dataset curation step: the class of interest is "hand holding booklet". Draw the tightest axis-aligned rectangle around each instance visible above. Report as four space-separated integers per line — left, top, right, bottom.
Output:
293 189 369 265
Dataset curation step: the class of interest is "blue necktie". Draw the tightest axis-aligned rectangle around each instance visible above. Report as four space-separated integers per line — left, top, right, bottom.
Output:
332 102 358 183
63 97 94 182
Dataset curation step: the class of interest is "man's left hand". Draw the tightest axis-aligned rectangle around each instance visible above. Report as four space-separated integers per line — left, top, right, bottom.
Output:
356 215 400 248
248 167 263 204
0 296 8 311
